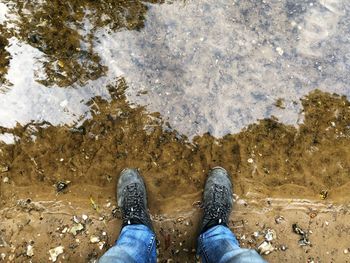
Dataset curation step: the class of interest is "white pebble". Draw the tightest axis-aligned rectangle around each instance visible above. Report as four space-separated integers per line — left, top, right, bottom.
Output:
276 47 284 56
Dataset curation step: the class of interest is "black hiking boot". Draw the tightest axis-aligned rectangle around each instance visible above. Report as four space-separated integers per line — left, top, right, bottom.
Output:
200 167 233 233
117 168 153 230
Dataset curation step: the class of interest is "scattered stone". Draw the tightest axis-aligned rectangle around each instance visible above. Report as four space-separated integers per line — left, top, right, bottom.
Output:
0 236 7 247
0 165 9 173
2 176 9 183
253 231 260 238
17 199 45 212
8 254 15 261
276 47 284 56
61 227 68 234
69 223 84 236
275 215 285 224
49 246 64 262
292 223 310 246
0 253 5 260
176 217 185 223
279 245 288 251
309 212 317 219
320 190 328 200
55 181 70 193
82 214 88 221
90 236 100 244
247 158 254 163
258 241 274 255
264 229 277 242
26 244 34 257
98 241 106 250
344 248 349 254
73 215 80 224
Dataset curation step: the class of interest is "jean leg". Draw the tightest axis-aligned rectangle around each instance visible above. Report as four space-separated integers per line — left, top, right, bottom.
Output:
99 224 157 263
198 225 267 263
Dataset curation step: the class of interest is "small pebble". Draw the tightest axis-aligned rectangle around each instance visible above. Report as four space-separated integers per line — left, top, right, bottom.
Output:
26 244 34 257
90 236 100 244
98 241 106 250
276 47 284 56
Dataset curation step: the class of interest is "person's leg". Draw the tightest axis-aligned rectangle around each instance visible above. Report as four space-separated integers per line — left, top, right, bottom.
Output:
197 167 267 263
198 225 266 263
99 224 156 263
99 168 157 263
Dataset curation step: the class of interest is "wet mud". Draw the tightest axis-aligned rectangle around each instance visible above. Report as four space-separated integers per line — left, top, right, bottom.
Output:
1 84 350 207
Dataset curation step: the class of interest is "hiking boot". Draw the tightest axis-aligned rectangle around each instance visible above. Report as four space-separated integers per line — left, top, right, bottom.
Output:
117 168 153 230
200 167 233 233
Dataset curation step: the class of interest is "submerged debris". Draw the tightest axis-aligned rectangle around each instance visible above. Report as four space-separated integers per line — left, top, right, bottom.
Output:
2 177 9 183
292 223 311 246
0 165 9 173
49 246 64 262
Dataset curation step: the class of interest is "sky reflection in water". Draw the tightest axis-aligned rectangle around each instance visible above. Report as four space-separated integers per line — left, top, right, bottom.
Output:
0 0 349 139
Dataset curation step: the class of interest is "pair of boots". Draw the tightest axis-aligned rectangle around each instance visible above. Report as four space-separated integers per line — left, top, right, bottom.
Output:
117 166 233 234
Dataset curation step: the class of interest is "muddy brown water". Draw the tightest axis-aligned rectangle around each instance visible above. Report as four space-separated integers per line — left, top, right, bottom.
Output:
0 0 350 262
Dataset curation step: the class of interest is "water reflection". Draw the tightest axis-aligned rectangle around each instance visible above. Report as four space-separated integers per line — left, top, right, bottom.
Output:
0 24 10 87
97 0 350 137
1 0 161 87
0 0 349 139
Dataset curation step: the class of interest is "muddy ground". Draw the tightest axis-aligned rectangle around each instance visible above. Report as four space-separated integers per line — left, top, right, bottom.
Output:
0 82 349 262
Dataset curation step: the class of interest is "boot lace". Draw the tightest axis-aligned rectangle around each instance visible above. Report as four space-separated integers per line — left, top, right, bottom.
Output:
122 183 148 224
203 184 230 223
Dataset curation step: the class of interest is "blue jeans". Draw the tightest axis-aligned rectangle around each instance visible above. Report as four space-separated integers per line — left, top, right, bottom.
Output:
99 224 267 263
